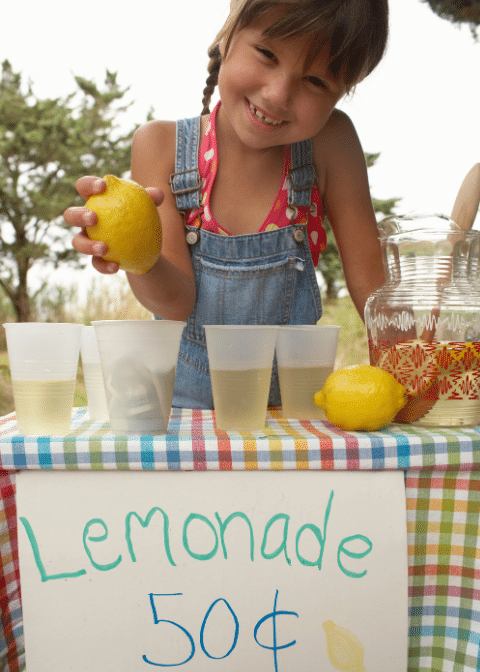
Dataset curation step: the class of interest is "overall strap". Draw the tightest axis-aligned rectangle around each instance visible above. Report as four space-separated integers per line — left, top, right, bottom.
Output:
288 139 317 208
287 139 318 243
170 121 316 211
169 116 202 212
170 119 316 245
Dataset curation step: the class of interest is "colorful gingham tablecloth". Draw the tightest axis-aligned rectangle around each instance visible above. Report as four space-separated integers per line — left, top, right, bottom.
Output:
1 407 480 672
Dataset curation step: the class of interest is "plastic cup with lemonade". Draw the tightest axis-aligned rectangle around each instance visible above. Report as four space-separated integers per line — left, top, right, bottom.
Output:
205 325 278 431
3 322 82 435
276 325 340 420
92 319 185 435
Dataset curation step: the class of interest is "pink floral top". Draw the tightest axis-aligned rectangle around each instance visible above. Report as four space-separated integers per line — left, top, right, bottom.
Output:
185 102 326 266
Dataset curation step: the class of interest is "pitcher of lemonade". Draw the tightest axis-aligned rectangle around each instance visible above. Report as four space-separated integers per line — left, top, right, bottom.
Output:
365 214 480 427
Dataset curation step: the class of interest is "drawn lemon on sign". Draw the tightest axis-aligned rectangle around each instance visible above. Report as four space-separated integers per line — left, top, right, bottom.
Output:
322 620 366 672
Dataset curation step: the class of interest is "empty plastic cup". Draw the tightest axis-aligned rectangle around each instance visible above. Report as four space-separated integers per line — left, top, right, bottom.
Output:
204 325 278 431
80 326 109 422
3 322 83 435
276 325 340 419
92 320 186 435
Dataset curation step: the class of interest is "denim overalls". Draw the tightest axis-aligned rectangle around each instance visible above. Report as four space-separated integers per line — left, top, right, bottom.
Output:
166 115 323 409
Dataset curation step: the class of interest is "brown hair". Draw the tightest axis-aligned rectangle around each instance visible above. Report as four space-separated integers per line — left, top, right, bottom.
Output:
201 0 389 114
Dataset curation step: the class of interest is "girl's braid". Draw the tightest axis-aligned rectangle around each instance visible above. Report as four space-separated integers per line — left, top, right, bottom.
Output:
201 44 222 115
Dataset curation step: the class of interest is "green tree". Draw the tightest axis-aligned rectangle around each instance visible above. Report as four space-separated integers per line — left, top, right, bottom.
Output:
317 152 400 299
0 60 140 322
422 0 480 37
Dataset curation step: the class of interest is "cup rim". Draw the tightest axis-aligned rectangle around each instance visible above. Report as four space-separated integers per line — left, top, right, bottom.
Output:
204 325 279 329
276 324 341 331
3 322 82 328
91 319 186 326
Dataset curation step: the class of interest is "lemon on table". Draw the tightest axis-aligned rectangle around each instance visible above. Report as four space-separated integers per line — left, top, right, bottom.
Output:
313 364 407 431
85 175 162 274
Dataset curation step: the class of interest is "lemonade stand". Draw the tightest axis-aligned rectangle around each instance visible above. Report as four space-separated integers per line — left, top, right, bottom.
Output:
2 382 480 669
1 202 480 669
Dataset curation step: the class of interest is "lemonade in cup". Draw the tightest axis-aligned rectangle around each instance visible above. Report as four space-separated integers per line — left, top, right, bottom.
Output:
276 325 340 420
3 322 82 435
205 325 278 431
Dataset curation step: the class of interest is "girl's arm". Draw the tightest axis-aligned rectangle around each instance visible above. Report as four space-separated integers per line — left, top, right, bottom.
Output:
126 121 196 320
64 121 196 321
314 110 385 320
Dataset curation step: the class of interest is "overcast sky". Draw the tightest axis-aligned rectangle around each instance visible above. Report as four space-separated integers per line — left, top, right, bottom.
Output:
2 0 480 289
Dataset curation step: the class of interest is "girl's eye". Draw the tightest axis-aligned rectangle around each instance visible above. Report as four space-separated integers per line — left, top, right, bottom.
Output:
256 47 276 61
305 75 328 90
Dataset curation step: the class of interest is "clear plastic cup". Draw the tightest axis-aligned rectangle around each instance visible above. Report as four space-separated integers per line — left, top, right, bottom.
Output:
92 320 186 435
3 322 83 435
204 325 278 431
276 325 340 420
80 326 109 422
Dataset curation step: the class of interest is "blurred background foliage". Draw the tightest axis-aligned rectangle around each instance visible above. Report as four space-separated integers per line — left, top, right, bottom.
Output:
0 60 144 322
422 0 480 37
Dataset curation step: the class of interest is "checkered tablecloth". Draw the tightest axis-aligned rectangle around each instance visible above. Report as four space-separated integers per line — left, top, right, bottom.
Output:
1 407 480 671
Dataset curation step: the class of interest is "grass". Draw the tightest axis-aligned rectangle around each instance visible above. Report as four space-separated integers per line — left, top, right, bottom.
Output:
0 285 369 417
73 365 88 407
0 352 12 416
321 295 370 368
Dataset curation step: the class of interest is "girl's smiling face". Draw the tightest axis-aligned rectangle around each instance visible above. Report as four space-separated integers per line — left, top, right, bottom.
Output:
217 14 347 151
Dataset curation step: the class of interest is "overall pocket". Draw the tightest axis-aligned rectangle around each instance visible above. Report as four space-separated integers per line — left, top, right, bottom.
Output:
187 254 300 341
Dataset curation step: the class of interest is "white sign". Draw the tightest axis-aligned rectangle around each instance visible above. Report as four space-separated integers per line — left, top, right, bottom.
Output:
17 470 408 671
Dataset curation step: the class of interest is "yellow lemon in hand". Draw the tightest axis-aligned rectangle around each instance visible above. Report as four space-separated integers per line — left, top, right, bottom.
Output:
86 175 162 274
313 364 407 431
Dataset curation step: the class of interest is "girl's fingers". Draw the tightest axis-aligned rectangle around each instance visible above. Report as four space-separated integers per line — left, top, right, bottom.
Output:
92 256 120 274
75 176 106 200
63 176 103 227
72 231 118 274
145 187 164 207
64 206 97 228
72 230 108 257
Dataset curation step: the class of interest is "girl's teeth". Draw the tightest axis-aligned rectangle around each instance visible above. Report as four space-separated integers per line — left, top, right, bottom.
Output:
249 102 283 126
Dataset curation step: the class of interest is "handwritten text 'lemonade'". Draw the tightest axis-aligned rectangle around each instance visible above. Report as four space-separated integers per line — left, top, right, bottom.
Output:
20 490 372 581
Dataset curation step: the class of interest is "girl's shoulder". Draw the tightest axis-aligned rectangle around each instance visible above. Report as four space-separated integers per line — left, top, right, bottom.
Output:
132 114 211 164
131 120 178 191
312 108 360 155
132 120 177 157
311 109 364 196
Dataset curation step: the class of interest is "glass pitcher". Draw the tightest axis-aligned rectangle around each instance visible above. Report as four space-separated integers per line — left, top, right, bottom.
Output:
365 214 480 427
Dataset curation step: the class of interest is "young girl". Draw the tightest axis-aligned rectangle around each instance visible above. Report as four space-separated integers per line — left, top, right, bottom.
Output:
65 0 389 409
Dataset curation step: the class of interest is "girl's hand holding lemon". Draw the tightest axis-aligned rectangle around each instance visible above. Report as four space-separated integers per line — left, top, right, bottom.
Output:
64 175 164 275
